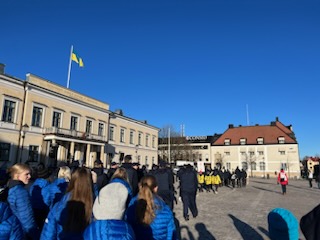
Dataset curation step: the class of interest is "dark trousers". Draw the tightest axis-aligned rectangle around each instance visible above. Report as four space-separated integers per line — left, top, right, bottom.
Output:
309 178 313 188
181 191 198 218
281 184 287 194
158 190 174 210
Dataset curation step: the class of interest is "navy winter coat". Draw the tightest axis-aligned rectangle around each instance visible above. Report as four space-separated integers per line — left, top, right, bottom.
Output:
29 178 50 210
125 195 177 240
0 201 23 240
8 180 40 239
83 220 135 240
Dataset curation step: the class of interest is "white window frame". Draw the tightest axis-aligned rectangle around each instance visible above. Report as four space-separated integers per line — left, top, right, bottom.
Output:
240 138 246 145
257 137 264 145
1 97 18 123
52 110 63 128
120 128 125 143
70 115 79 131
224 139 230 145
31 103 45 128
98 122 104 137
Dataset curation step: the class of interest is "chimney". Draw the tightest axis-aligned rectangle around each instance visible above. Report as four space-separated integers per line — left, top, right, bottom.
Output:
228 124 234 128
0 63 5 74
276 116 279 121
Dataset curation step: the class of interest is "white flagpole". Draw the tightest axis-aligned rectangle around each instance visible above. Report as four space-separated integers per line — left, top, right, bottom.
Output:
67 45 73 89
168 127 171 164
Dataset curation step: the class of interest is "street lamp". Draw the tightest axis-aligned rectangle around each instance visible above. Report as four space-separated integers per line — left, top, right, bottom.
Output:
135 144 139 163
19 124 29 163
107 112 116 168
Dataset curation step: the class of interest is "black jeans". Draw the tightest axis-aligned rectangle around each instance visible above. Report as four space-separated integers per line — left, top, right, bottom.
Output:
181 191 198 218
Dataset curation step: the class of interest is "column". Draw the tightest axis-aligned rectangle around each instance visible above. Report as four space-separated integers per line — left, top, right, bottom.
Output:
70 141 75 161
86 144 91 167
100 145 106 167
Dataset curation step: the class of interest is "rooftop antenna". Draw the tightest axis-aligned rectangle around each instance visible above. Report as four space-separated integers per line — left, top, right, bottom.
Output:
180 124 185 137
246 104 250 126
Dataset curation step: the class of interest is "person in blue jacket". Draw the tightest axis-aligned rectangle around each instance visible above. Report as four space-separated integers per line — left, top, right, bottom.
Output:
40 167 94 240
125 175 177 240
0 184 24 240
83 182 135 240
109 167 133 206
42 166 71 209
7 163 40 240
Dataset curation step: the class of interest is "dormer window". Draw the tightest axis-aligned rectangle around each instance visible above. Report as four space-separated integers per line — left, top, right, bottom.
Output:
224 139 230 145
240 138 246 145
278 137 285 144
257 137 264 145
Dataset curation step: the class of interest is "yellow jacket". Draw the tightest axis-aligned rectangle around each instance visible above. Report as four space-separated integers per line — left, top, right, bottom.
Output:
205 175 212 185
211 175 221 185
198 174 205 184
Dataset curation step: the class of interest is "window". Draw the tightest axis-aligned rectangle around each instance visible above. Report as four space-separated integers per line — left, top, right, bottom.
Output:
240 138 246 145
251 162 256 170
260 162 265 171
28 145 39 162
145 156 148 165
130 130 134 144
242 162 248 170
138 132 142 145
32 106 43 127
146 135 149 147
0 142 10 161
70 116 78 131
226 162 231 170
279 151 285 155
241 151 246 156
2 99 16 123
98 123 104 136
257 138 264 144
249 151 255 156
152 136 155 148
109 126 114 141
225 151 230 156
120 129 125 143
278 137 285 144
258 151 264 155
86 120 92 134
52 111 61 128
224 139 230 145
281 163 287 170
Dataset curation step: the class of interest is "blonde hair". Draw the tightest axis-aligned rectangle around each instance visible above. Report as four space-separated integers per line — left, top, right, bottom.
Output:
136 175 158 225
111 167 128 181
58 166 71 182
9 163 30 180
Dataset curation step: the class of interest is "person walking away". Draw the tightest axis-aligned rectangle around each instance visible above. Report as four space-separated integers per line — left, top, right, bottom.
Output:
7 163 40 239
204 170 212 192
211 169 221 194
308 169 313 188
277 168 288 195
109 168 133 207
83 182 136 240
125 175 177 240
231 171 236 188
197 171 205 193
235 166 242 188
179 164 198 221
40 167 94 240
92 159 108 192
151 160 175 210
107 161 118 180
121 155 139 196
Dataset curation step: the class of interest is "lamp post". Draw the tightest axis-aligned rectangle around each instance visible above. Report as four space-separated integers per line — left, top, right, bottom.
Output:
19 124 29 163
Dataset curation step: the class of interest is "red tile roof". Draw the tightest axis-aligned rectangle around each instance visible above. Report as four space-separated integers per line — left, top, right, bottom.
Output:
213 120 297 145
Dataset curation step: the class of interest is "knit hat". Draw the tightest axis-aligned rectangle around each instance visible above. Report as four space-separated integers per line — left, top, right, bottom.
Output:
93 182 128 220
268 208 299 240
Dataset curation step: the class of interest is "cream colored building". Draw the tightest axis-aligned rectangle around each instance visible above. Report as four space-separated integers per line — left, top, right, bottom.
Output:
0 64 159 169
159 118 301 179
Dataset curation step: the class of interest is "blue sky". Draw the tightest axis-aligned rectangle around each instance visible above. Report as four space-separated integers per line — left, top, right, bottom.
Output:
1 0 319 158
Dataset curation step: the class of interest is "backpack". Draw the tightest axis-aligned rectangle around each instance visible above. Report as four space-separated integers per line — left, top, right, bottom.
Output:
280 172 286 182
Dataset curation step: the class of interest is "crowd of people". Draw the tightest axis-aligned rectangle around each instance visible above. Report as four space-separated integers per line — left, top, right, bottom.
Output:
0 157 320 240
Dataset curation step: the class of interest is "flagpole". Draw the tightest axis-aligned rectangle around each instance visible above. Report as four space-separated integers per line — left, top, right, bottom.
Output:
67 45 73 89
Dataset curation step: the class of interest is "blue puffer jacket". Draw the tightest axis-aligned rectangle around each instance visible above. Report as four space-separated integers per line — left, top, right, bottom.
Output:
125 195 177 240
0 201 24 240
8 180 40 240
42 178 68 209
83 220 135 240
29 178 50 210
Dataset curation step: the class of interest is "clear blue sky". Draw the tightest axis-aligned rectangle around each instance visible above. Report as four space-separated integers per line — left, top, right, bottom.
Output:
1 0 319 158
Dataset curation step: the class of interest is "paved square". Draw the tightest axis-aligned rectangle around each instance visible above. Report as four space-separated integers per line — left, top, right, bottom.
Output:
173 178 320 240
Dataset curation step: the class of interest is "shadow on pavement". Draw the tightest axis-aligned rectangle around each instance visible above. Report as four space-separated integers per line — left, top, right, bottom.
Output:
174 217 182 240
229 214 264 240
252 186 282 194
250 180 275 185
195 223 216 240
258 226 270 239
180 226 195 240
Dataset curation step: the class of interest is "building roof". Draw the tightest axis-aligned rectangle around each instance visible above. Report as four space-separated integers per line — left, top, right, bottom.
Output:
213 118 297 146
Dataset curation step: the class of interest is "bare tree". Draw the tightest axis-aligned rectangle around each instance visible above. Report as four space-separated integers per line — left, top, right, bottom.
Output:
242 152 257 177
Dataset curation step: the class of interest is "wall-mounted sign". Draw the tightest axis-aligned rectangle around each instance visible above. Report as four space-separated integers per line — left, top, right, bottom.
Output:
186 136 207 141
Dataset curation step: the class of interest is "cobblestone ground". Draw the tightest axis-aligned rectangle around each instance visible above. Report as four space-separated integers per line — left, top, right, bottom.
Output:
172 177 320 240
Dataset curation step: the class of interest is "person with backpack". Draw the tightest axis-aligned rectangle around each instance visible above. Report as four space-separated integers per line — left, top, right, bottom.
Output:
277 168 288 195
